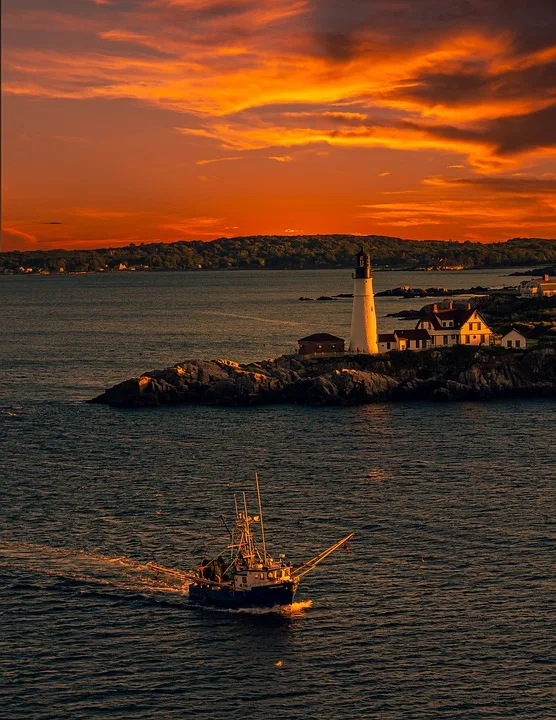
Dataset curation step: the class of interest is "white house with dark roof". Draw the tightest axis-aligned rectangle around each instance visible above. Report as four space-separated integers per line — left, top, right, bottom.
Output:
377 301 495 352
501 329 527 349
415 301 494 347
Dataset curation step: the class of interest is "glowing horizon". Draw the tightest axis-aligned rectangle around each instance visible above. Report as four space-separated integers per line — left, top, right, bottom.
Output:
2 0 555 251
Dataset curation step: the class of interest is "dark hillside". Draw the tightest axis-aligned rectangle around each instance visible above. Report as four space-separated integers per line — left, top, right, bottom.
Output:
2 235 555 274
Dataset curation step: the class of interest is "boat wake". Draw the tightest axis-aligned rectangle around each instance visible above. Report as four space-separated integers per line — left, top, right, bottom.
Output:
0 541 188 597
204 599 313 616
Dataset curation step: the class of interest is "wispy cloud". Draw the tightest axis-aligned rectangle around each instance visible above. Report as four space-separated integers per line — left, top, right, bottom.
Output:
1 226 38 250
195 156 242 165
359 173 556 235
75 208 133 219
157 216 225 237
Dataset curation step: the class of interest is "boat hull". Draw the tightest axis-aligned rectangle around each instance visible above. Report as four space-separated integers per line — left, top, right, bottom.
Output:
189 581 297 610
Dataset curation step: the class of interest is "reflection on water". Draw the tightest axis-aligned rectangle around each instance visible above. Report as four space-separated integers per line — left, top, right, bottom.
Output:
1 269 554 720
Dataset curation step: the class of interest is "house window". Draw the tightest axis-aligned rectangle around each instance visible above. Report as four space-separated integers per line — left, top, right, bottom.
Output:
516 340 521 348
465 335 470 344
481 335 485 343
507 340 512 347
478 323 482 330
386 342 391 350
443 335 448 344
451 334 457 340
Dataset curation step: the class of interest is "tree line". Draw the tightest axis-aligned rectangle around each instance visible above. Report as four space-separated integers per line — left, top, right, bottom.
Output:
1 235 555 274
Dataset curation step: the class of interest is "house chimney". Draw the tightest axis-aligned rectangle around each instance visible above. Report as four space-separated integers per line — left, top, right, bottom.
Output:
544 273 550 282
448 301 453 310
432 304 438 312
466 302 472 310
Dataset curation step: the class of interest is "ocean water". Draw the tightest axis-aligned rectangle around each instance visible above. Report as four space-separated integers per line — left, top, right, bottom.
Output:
1 269 554 719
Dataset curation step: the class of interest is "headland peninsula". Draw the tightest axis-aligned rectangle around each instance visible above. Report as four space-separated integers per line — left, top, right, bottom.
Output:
90 292 556 407
90 346 556 408
3 235 556 274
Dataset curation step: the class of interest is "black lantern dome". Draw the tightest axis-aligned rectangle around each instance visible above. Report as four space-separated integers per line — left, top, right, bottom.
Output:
354 247 371 278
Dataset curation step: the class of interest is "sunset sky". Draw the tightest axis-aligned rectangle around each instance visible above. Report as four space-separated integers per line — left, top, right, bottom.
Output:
2 0 556 250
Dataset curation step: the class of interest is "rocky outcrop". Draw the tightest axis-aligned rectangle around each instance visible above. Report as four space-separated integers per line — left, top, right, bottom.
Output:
89 347 556 408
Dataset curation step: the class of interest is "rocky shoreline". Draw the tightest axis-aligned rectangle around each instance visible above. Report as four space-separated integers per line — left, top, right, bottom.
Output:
89 346 556 408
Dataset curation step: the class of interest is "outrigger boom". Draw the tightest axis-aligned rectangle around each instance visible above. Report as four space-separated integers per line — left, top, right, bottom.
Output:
291 532 354 580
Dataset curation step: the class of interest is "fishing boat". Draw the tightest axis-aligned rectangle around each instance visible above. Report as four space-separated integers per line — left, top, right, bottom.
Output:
151 474 353 610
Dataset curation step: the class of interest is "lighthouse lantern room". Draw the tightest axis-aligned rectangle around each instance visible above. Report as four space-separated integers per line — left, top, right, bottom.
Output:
349 247 378 354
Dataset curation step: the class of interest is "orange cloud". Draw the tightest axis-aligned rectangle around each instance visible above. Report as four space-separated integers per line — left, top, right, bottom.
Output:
2 0 555 246
359 174 556 235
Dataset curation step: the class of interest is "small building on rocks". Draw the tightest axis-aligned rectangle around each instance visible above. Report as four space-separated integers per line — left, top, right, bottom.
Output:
378 329 432 352
501 329 527 349
298 333 345 356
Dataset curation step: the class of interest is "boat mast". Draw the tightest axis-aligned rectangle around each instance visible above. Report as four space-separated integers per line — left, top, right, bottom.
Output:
242 491 255 562
255 472 267 564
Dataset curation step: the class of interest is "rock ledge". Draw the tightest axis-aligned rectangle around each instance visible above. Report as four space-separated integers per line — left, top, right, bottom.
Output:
89 347 556 408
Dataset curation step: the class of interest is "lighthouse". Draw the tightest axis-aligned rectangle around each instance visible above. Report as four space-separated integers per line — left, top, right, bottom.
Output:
349 247 378 354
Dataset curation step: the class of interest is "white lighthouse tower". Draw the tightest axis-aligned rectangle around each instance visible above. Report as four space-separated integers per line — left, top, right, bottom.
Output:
349 247 378 354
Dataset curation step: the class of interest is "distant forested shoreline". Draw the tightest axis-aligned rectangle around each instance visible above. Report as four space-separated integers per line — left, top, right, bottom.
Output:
2 235 555 275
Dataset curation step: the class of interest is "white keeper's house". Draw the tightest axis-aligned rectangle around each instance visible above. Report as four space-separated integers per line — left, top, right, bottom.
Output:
378 301 495 352
416 302 495 347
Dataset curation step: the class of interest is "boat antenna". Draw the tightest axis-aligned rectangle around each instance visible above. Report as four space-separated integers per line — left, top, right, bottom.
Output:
255 472 267 564
219 514 232 540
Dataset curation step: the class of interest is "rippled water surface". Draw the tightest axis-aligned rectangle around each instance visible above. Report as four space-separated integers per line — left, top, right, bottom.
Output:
1 269 554 719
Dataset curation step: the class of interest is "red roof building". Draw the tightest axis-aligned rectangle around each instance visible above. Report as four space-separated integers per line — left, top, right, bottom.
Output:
297 333 345 356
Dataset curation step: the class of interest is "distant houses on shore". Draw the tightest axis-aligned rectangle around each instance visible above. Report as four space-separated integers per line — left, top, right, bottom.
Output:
519 274 556 298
